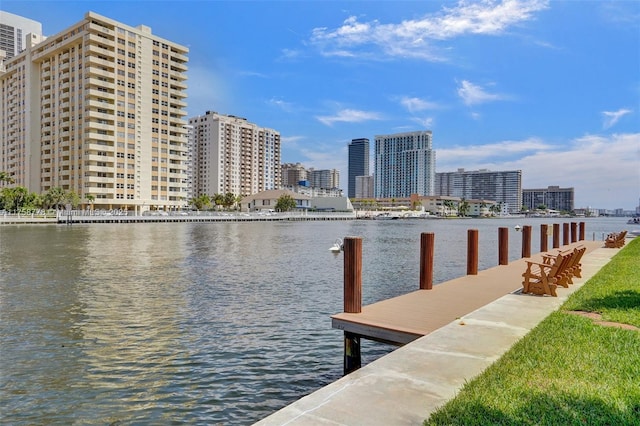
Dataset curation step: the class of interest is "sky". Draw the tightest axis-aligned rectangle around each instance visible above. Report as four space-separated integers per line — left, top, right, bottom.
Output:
3 0 639 210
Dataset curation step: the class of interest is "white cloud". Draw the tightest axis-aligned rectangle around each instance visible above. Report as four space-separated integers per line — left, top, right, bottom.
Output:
316 108 383 126
457 80 507 105
268 98 295 113
280 135 305 147
400 96 440 113
436 133 640 210
602 108 632 129
411 117 435 128
310 0 549 60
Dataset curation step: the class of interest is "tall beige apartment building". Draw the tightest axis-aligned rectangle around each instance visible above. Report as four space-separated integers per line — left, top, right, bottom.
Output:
0 11 189 212
188 111 281 198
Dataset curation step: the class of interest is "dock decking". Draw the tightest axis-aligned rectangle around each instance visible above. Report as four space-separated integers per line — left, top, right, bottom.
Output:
331 240 602 345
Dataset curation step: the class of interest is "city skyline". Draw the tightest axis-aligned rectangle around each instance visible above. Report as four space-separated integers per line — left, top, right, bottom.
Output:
1 1 639 210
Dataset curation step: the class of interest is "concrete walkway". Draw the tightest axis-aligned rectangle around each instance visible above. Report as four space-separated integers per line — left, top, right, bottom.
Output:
255 242 620 426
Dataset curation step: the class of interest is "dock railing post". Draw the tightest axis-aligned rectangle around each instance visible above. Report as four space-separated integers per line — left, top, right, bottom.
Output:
571 222 577 243
540 224 548 253
579 222 585 241
343 236 362 375
498 227 509 265
419 232 434 290
563 223 570 246
522 225 532 258
553 223 560 248
467 229 478 275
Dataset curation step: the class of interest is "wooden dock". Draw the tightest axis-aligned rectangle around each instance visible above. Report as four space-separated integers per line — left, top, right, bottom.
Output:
331 240 603 346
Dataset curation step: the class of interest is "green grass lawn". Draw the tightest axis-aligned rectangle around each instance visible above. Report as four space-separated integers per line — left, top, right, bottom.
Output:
425 237 640 426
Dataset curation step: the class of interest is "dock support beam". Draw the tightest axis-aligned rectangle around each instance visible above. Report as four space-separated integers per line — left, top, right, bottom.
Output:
563 223 570 246
498 227 509 265
540 224 548 253
467 229 478 275
571 222 577 243
420 233 434 289
344 332 361 375
579 222 585 241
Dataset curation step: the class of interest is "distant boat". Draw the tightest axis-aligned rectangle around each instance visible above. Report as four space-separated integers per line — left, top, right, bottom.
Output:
628 217 640 225
374 212 399 220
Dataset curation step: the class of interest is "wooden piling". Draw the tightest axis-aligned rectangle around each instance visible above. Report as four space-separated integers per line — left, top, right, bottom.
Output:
344 331 361 375
343 237 362 314
553 223 560 248
419 232 434 290
498 227 509 265
571 222 577 243
521 225 532 258
563 223 570 246
467 229 478 275
540 224 548 253
579 222 585 241
343 237 362 375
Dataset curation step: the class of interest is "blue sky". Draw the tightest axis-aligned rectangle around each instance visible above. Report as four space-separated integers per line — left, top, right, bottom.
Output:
3 0 639 210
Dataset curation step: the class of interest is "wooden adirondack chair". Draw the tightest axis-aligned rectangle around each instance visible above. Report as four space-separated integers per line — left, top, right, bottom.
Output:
522 251 568 297
604 231 627 248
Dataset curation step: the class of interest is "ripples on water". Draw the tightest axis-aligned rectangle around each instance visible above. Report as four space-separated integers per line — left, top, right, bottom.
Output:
0 218 627 424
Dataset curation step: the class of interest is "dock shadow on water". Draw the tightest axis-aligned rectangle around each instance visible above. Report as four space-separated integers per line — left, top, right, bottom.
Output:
0 217 627 424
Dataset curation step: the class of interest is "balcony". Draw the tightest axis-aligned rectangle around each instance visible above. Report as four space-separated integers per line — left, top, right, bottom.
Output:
86 88 115 101
87 142 115 152
86 55 115 70
170 51 188 63
86 77 115 90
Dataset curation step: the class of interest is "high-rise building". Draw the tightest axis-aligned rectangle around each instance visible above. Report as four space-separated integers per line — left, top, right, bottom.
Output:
522 185 574 212
374 131 435 198
308 168 339 189
188 111 281 198
436 168 522 213
0 11 43 60
348 138 369 198
281 162 307 186
355 175 373 199
0 11 189 212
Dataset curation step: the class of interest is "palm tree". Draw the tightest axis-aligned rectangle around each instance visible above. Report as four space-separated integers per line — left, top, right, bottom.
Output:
42 187 66 210
458 198 470 217
0 171 15 186
191 194 211 211
85 194 95 211
213 193 224 211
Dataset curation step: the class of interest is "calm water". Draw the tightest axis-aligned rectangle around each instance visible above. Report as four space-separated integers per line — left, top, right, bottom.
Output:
0 217 628 424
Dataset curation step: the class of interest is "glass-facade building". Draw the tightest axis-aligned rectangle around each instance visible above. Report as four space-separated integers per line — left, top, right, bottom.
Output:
374 131 435 198
347 138 369 198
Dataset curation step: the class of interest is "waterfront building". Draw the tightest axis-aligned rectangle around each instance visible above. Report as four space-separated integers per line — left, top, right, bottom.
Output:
522 185 574 212
0 11 42 60
374 131 435 199
0 11 189 212
436 168 522 214
355 175 374 199
242 189 309 212
348 138 369 199
281 162 307 187
188 111 281 198
308 168 339 189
